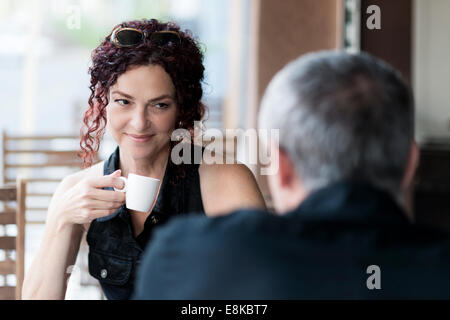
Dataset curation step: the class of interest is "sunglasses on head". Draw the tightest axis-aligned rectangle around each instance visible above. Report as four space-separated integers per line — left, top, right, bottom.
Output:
110 27 181 48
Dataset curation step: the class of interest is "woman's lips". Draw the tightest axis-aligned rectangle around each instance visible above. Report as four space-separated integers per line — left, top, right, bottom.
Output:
126 133 154 143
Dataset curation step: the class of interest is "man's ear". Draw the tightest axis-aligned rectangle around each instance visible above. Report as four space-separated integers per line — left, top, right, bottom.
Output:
278 147 299 188
402 140 420 190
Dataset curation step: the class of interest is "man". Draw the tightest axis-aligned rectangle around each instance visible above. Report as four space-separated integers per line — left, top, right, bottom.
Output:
133 51 450 299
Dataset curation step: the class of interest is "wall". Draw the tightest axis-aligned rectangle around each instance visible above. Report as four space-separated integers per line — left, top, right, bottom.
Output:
413 0 450 143
245 0 343 202
247 0 343 129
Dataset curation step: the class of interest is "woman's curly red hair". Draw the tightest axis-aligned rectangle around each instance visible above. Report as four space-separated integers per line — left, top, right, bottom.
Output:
79 19 206 168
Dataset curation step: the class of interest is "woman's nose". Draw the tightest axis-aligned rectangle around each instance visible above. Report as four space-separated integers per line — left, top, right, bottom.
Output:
130 107 149 131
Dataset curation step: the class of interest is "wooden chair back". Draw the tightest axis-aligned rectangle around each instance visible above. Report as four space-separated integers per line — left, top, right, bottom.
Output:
0 179 26 300
2 131 90 224
1 131 100 293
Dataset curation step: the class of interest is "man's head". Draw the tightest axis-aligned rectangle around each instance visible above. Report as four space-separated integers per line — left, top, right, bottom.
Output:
259 51 418 215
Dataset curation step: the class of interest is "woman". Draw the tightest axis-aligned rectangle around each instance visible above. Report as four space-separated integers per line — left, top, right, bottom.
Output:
22 19 266 300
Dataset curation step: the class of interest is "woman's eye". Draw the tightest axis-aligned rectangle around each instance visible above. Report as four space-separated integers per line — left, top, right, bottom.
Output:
115 99 129 106
154 103 169 109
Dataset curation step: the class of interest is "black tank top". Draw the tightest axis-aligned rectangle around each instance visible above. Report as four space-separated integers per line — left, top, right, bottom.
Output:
86 145 205 299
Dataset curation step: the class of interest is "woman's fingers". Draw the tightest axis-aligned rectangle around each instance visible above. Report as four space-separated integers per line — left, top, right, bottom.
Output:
89 170 125 190
88 188 126 202
56 170 127 226
75 200 123 224
82 199 124 210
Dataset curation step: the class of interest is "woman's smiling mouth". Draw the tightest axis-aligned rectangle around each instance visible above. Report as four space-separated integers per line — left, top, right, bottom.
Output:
126 133 154 142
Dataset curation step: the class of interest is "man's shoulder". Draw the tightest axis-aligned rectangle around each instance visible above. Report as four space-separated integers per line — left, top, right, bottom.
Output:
150 206 450 261
163 208 271 231
399 223 450 258
152 208 285 246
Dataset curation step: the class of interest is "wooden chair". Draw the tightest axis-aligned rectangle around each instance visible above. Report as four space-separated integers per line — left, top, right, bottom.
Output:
0 179 26 300
2 131 86 224
1 131 101 298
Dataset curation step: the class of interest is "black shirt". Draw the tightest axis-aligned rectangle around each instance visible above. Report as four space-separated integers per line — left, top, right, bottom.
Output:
86 145 205 299
134 181 450 299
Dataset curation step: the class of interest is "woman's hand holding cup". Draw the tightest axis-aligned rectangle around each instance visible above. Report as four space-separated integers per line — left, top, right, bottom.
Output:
50 169 126 229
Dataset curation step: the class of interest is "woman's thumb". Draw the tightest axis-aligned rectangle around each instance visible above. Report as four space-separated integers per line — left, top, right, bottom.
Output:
111 169 121 176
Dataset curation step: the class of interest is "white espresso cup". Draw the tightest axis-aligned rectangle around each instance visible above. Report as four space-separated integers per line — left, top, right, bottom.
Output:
114 173 160 213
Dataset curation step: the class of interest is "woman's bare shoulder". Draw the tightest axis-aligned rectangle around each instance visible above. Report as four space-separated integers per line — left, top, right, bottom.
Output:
198 160 266 216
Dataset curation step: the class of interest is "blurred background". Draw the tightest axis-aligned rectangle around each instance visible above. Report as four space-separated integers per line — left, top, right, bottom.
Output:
0 0 449 299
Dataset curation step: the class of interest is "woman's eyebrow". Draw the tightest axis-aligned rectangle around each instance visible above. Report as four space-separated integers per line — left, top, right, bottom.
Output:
111 90 134 100
111 91 174 103
147 94 175 103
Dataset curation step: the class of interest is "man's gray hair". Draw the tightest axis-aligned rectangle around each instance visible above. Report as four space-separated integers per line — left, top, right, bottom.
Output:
259 50 414 196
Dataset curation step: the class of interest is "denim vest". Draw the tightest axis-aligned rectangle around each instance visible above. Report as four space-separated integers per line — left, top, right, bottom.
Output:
86 146 205 299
